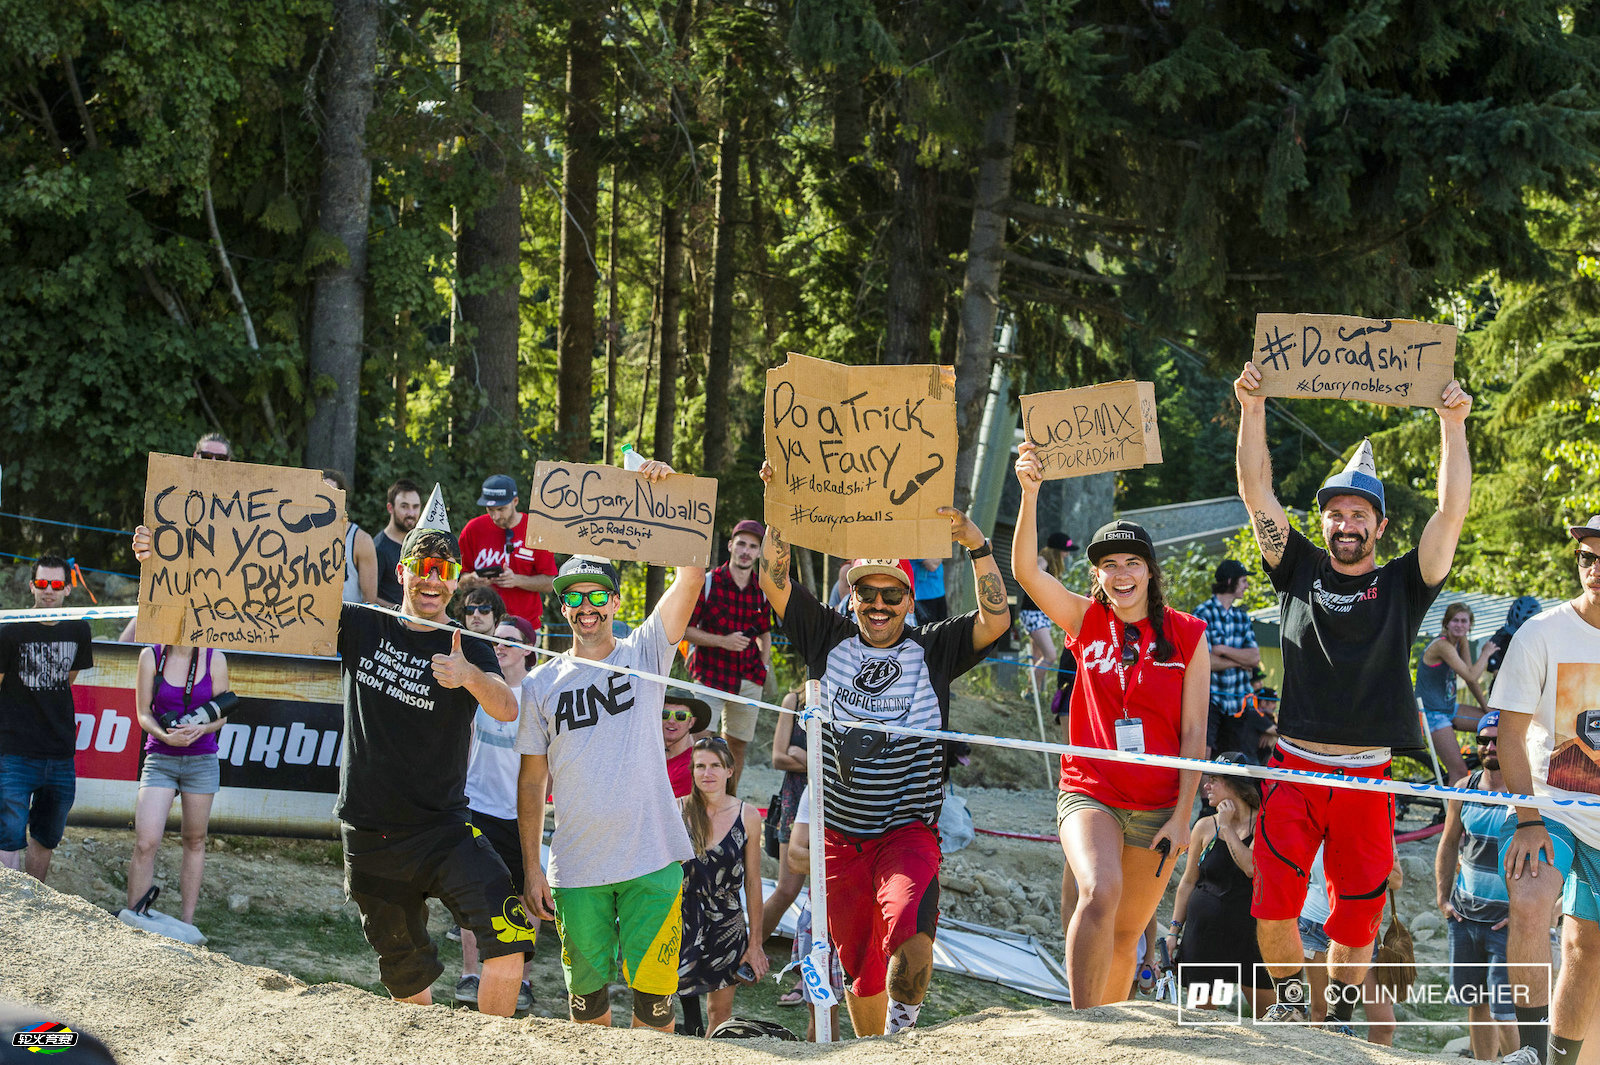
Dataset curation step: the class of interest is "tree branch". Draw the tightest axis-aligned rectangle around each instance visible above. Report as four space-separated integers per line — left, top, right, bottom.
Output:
1002 249 1130 286
205 183 286 451
60 54 98 151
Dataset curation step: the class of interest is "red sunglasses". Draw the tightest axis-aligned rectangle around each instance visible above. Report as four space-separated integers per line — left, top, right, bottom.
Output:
32 579 67 591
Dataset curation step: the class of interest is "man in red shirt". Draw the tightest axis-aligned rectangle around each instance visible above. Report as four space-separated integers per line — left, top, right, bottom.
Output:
458 474 557 631
662 696 712 798
684 519 771 789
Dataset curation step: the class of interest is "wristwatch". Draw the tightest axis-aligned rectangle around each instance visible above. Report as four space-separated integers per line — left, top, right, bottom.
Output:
968 541 993 560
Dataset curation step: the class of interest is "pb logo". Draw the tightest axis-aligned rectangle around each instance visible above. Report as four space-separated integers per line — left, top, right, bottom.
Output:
854 658 902 695
1185 980 1236 1010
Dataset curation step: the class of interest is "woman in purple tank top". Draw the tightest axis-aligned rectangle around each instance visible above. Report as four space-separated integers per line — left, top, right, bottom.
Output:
126 643 231 927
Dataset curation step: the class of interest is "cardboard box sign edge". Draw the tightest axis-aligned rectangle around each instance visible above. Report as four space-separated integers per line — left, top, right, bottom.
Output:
1018 380 1162 481
522 459 718 568
137 453 347 656
1250 313 1458 410
763 353 958 558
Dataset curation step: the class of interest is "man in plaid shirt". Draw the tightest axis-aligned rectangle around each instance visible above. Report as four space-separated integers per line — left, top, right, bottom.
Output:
1193 559 1261 759
683 519 772 788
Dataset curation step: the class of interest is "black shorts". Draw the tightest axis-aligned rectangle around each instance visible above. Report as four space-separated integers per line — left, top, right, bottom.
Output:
342 820 535 998
466 809 525 893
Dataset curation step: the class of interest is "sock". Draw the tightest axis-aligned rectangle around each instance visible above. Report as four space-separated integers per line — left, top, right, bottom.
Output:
887 998 921 1035
1273 970 1307 1010
1516 1005 1549 1061
1549 1034 1583 1062
1328 979 1356 1023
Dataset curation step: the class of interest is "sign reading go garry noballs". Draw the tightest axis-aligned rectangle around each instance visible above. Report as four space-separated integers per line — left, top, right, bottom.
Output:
1251 313 1457 408
1019 380 1162 479
764 352 957 558
523 461 719 567
137 454 347 657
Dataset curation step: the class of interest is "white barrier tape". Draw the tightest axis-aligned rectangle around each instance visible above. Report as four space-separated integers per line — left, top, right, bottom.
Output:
9 602 1598 817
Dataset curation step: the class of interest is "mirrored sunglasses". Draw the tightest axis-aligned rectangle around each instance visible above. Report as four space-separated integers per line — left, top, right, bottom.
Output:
31 579 67 590
562 589 614 608
401 556 461 581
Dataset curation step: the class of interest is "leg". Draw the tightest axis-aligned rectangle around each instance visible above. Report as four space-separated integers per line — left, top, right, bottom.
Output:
705 985 738 1036
1468 1004 1496 1060
1361 967 1395 1045
876 822 941 1034
176 790 214 923
1308 948 1330 1023
127 786 178 910
477 952 522 1018
1507 851 1564 1009
887 932 934 1007
23 839 53 882
1103 842 1168 1006
845 990 888 1039
1432 725 1469 784
614 864 684 1031
1327 937 1376 988
1059 808 1127 1008
21 757 74 884
461 929 480 977
1258 919 1308 980
762 853 804 940
0 754 33 872
1059 862 1078 944
721 684 762 793
1551 917 1600 1042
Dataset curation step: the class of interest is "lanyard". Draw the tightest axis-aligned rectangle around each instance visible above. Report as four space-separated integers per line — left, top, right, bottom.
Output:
1112 618 1145 708
155 646 201 712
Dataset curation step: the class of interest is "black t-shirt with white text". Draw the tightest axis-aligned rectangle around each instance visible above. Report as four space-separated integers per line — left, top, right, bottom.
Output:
1266 528 1440 748
334 605 503 829
782 585 991 839
0 621 94 759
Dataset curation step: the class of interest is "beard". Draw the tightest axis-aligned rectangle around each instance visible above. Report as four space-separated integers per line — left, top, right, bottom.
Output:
1327 529 1373 565
397 514 417 532
1481 753 1499 771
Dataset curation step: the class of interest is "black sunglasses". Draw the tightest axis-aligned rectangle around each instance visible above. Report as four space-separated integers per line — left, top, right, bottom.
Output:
855 585 908 606
1121 625 1141 665
463 604 497 615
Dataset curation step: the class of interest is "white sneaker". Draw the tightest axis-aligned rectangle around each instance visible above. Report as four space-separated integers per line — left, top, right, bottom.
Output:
1501 1047 1543 1064
1262 1002 1311 1023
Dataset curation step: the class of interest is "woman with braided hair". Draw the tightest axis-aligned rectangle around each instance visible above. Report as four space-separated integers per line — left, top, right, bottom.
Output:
1012 440 1209 1008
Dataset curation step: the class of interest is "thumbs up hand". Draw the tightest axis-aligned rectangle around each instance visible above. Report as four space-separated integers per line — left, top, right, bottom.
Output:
431 627 472 689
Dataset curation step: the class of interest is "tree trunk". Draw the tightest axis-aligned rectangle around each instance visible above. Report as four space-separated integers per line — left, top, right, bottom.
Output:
951 81 1018 515
556 4 604 462
646 202 685 612
304 0 379 479
883 134 938 365
456 11 525 439
702 119 739 475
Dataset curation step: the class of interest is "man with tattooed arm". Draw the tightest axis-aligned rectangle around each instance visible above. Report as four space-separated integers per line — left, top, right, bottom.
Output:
755 461 1010 1037
1233 361 1473 1029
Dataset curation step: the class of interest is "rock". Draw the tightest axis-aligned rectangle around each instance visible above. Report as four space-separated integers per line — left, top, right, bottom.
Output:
942 875 980 896
1020 914 1056 936
1398 855 1431 887
973 872 1009 897
228 894 251 914
989 898 1017 921
1411 927 1436 943
1410 911 1446 933
1442 1036 1471 1055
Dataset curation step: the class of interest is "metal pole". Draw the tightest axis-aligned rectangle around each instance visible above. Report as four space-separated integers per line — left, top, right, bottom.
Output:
803 678 835 1042
1026 654 1056 789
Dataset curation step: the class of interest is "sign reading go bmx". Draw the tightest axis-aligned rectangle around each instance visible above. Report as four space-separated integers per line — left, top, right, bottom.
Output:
137 454 347 657
1019 380 1162 479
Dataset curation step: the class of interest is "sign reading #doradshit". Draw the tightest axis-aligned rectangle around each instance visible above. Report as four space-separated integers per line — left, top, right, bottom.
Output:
523 461 720 567
1251 313 1457 408
764 352 957 559
1020 380 1163 480
137 454 347 657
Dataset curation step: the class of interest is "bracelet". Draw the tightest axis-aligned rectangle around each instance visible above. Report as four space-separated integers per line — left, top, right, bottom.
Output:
968 541 993 560
1168 919 1184 933
1516 819 1545 830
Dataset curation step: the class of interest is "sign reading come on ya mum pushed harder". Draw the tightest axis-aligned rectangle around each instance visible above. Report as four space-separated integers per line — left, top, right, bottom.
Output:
523 461 720 567
137 454 347 657
1252 313 1457 408
1019 380 1162 479
764 352 957 559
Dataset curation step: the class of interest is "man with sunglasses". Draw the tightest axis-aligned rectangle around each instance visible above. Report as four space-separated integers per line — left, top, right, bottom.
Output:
755 460 1011 1038
1434 712 1518 1060
663 696 713 798
131 508 531 1015
514 475 708 1032
1491 516 1600 1065
0 555 93 882
458 474 557 635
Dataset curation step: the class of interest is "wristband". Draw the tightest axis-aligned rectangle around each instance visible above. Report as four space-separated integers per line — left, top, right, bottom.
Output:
1167 919 1184 933
968 541 993 560
1516 819 1545 831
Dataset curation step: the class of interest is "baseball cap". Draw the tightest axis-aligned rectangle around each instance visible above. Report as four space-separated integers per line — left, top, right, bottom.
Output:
552 556 620 596
847 558 915 589
1086 520 1155 563
1569 515 1600 542
1045 532 1077 553
664 694 713 733
477 474 518 507
1476 710 1500 737
1210 750 1263 799
1214 559 1250 583
731 519 766 541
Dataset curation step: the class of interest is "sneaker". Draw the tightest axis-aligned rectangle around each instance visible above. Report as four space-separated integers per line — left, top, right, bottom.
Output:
1261 1002 1311 1024
1322 1022 1356 1037
454 974 479 1007
1501 1047 1543 1064
446 924 461 942
516 981 534 1014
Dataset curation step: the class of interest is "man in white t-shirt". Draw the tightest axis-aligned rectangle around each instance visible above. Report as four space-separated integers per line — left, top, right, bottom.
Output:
514 460 705 1033
1493 515 1600 1065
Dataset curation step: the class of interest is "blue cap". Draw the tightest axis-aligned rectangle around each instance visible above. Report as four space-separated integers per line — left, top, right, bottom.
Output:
1476 711 1499 736
1316 438 1385 516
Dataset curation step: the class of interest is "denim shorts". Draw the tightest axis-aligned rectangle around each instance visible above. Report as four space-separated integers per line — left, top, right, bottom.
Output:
1298 915 1331 956
1447 916 1515 1021
0 753 77 851
139 752 221 795
1423 707 1457 734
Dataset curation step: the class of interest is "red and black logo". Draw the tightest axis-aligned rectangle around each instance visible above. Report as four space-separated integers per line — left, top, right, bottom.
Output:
854 658 902 695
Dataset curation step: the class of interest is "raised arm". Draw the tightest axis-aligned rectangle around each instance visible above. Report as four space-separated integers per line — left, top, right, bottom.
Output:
432 629 517 721
657 563 708 644
1233 362 1293 570
354 529 378 604
1011 441 1093 637
1417 381 1474 587
938 506 1010 651
756 461 794 621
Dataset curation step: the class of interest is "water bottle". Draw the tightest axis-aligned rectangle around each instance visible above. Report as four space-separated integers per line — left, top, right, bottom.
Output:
1138 962 1156 994
620 444 646 471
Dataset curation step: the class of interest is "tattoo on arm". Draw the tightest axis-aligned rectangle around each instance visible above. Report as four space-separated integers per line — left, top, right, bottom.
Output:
771 533 790 591
977 572 1008 616
1253 509 1286 556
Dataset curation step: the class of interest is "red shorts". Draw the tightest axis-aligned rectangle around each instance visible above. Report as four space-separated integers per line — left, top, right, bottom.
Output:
823 821 942 998
1251 743 1395 950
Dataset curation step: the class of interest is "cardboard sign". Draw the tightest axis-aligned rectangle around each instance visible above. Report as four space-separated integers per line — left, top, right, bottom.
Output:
764 352 957 558
1251 313 1457 407
137 454 347 657
1019 380 1162 479
523 461 720 566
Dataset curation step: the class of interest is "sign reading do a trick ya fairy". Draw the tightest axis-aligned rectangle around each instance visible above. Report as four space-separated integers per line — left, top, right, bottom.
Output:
764 352 957 558
1251 313 1457 408
137 454 347 656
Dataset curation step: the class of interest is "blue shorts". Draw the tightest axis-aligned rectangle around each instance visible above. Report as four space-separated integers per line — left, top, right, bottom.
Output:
1298 915 1331 955
1496 814 1578 890
1565 833 1600 925
1447 917 1514 1021
0 754 77 851
1423 707 1458 734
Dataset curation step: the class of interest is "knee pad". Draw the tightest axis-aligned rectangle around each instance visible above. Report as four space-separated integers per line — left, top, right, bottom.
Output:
632 990 675 1028
569 989 611 1022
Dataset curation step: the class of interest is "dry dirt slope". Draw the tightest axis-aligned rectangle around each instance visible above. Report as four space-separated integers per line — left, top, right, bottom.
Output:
0 868 1442 1065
